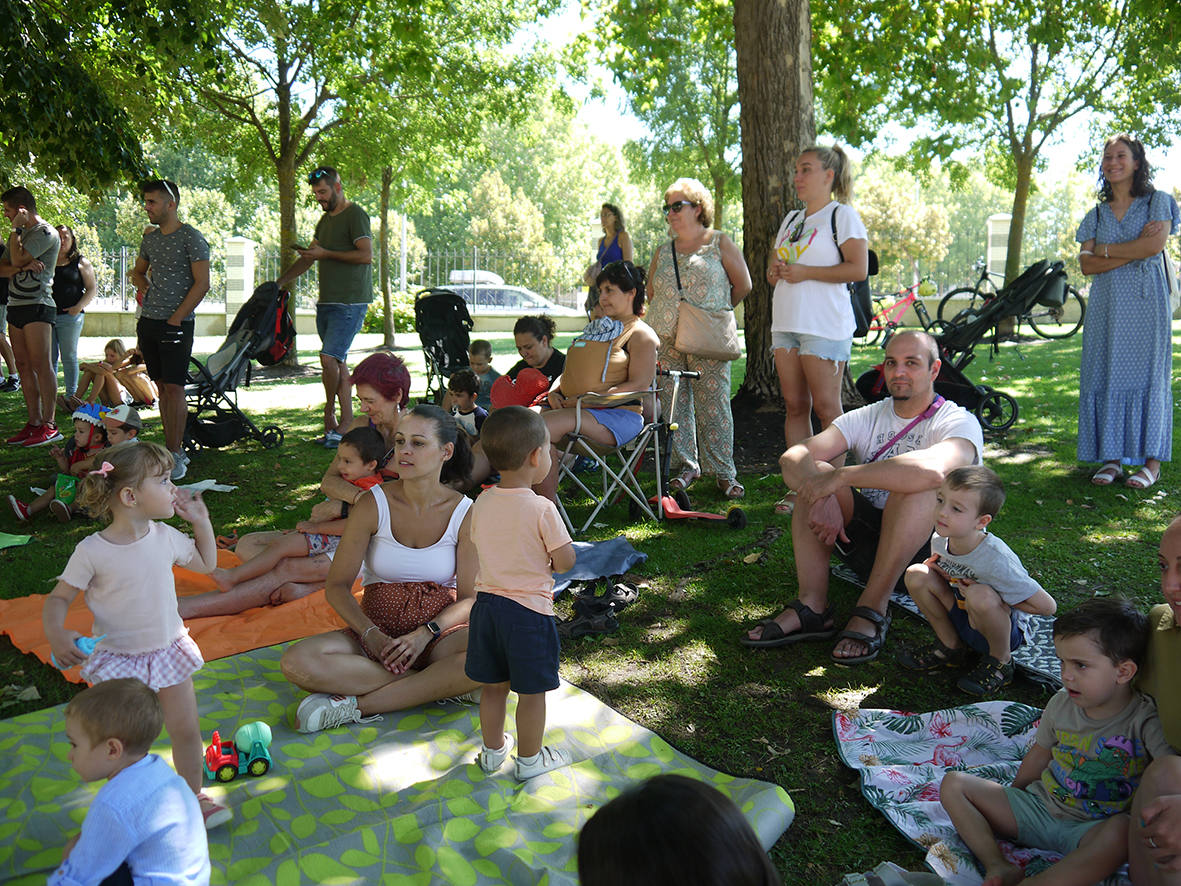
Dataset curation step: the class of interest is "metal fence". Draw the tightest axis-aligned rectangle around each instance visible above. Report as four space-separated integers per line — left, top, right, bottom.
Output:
86 244 608 314
418 247 592 310
88 247 229 311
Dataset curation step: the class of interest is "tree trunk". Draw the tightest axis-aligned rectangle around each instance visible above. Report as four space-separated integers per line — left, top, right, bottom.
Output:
997 148 1035 337
380 166 394 348
712 173 726 232
276 151 300 366
733 0 816 406
1005 149 1035 283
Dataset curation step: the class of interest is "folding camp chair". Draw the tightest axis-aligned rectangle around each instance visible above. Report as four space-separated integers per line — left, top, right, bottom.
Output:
553 389 663 535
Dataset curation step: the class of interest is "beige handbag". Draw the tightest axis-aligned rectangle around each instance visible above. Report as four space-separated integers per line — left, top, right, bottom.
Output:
669 241 740 361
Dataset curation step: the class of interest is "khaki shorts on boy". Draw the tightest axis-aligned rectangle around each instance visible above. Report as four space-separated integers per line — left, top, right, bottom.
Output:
1002 786 1106 855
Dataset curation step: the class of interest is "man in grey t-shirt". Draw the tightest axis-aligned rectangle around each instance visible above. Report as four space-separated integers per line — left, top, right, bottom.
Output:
131 179 210 479
277 166 372 448
0 186 63 446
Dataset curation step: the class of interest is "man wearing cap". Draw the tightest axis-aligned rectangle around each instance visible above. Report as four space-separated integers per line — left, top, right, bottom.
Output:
131 179 210 480
276 166 372 448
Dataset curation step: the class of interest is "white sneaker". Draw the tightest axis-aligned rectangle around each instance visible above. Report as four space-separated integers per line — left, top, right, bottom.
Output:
441 688 482 706
477 734 514 774
171 450 189 481
514 745 570 780
295 693 381 733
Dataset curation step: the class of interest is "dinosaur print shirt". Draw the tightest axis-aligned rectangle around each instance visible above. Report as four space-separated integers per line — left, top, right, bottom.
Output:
1027 689 1173 821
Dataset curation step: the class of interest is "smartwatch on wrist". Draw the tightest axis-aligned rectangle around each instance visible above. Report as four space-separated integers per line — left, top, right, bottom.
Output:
425 621 441 638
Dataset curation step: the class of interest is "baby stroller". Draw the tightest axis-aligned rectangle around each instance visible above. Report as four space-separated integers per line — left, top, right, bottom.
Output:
856 260 1068 433
183 282 287 453
414 287 473 403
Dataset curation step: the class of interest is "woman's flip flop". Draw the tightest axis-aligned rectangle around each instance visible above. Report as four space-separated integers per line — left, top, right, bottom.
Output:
1090 462 1122 486
216 531 239 550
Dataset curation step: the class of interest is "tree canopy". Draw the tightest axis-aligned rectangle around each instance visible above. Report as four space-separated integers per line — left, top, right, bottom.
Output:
813 0 1181 280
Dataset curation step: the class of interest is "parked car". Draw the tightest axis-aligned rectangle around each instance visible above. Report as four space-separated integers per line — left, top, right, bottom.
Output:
440 278 583 317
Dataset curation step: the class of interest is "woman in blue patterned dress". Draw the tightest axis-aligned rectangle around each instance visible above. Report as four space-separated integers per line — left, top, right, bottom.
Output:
1076 135 1179 489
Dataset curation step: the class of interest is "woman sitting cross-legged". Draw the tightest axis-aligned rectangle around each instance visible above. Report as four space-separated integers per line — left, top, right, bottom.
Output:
468 260 659 503
281 405 480 731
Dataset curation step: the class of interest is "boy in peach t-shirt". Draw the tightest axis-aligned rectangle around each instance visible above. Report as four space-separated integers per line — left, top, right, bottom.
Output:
465 406 576 780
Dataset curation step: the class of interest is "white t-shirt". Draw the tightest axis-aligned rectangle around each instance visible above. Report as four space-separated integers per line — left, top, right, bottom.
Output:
929 532 1044 641
58 522 200 654
832 396 984 509
771 201 867 339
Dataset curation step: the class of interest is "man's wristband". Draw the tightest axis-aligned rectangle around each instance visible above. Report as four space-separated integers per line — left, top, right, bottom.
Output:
361 625 381 645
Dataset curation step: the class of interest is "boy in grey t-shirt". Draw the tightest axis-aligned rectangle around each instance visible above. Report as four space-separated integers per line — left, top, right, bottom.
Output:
900 466 1057 696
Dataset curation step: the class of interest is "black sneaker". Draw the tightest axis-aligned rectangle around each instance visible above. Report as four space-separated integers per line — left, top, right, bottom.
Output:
957 655 1015 697
0 376 19 393
896 640 974 672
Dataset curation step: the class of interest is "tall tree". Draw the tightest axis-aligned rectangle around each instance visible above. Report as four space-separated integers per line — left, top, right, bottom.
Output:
589 0 741 227
814 0 1181 283
0 0 217 190
173 0 555 356
733 0 816 404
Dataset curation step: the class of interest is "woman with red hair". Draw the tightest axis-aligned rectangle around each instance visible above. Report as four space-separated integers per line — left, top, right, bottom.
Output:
179 352 413 617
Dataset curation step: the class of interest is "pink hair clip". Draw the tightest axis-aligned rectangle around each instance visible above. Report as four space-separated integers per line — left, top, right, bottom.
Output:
89 461 115 478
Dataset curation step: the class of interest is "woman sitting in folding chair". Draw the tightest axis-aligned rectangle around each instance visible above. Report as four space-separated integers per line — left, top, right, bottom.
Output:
469 260 659 503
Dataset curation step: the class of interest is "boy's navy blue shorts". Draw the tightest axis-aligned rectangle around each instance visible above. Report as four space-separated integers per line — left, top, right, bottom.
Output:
465 592 560 694
948 591 1025 654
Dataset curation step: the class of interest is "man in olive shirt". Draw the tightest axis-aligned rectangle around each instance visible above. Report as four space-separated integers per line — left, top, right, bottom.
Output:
277 166 373 448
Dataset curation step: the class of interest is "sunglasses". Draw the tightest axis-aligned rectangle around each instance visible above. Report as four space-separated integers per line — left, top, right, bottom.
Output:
161 181 178 204
602 260 639 290
662 200 697 215
307 167 333 184
788 217 806 243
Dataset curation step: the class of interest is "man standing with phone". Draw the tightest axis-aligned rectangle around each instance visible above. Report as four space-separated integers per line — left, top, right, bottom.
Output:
277 166 372 448
131 179 210 480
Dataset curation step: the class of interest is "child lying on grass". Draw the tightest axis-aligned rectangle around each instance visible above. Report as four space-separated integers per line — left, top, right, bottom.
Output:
206 426 384 604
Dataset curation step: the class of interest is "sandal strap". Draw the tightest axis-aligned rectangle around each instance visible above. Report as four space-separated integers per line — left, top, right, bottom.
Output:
849 605 888 627
788 599 836 633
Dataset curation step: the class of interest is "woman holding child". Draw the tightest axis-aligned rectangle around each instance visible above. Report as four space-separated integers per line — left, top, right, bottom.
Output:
1077 134 1179 490
282 405 480 731
179 353 411 617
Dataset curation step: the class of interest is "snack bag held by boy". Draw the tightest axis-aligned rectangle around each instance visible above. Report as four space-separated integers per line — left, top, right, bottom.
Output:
464 406 576 780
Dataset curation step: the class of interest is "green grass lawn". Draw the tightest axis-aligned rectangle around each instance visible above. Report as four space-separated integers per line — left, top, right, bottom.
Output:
1 327 1178 882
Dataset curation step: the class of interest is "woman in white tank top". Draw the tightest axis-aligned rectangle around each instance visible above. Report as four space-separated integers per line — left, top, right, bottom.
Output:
281 405 481 733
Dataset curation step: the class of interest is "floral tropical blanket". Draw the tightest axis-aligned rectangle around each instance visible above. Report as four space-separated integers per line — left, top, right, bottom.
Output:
832 703 1128 886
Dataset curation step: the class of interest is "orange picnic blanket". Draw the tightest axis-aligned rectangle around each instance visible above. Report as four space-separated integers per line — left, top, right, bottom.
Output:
0 549 363 684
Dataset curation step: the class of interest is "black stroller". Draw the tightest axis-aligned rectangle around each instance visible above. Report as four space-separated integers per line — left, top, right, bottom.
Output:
183 282 287 453
414 287 473 403
856 260 1068 433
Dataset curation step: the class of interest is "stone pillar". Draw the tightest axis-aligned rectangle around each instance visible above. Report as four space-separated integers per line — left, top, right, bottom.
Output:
987 214 1011 280
225 236 257 317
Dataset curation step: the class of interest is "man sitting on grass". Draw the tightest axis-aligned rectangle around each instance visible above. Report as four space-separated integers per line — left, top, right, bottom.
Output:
742 330 983 664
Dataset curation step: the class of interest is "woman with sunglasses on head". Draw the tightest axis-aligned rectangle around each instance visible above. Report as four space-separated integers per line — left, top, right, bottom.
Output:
51 225 97 401
648 178 752 499
767 145 868 515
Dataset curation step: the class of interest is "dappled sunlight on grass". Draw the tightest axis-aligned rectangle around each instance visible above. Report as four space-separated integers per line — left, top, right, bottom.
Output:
813 685 880 713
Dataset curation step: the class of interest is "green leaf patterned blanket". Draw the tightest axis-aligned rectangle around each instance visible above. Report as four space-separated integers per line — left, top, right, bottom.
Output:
833 703 1128 886
2 645 794 885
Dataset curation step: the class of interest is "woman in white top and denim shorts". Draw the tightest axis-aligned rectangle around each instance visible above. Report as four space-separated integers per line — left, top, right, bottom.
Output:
767 145 869 514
